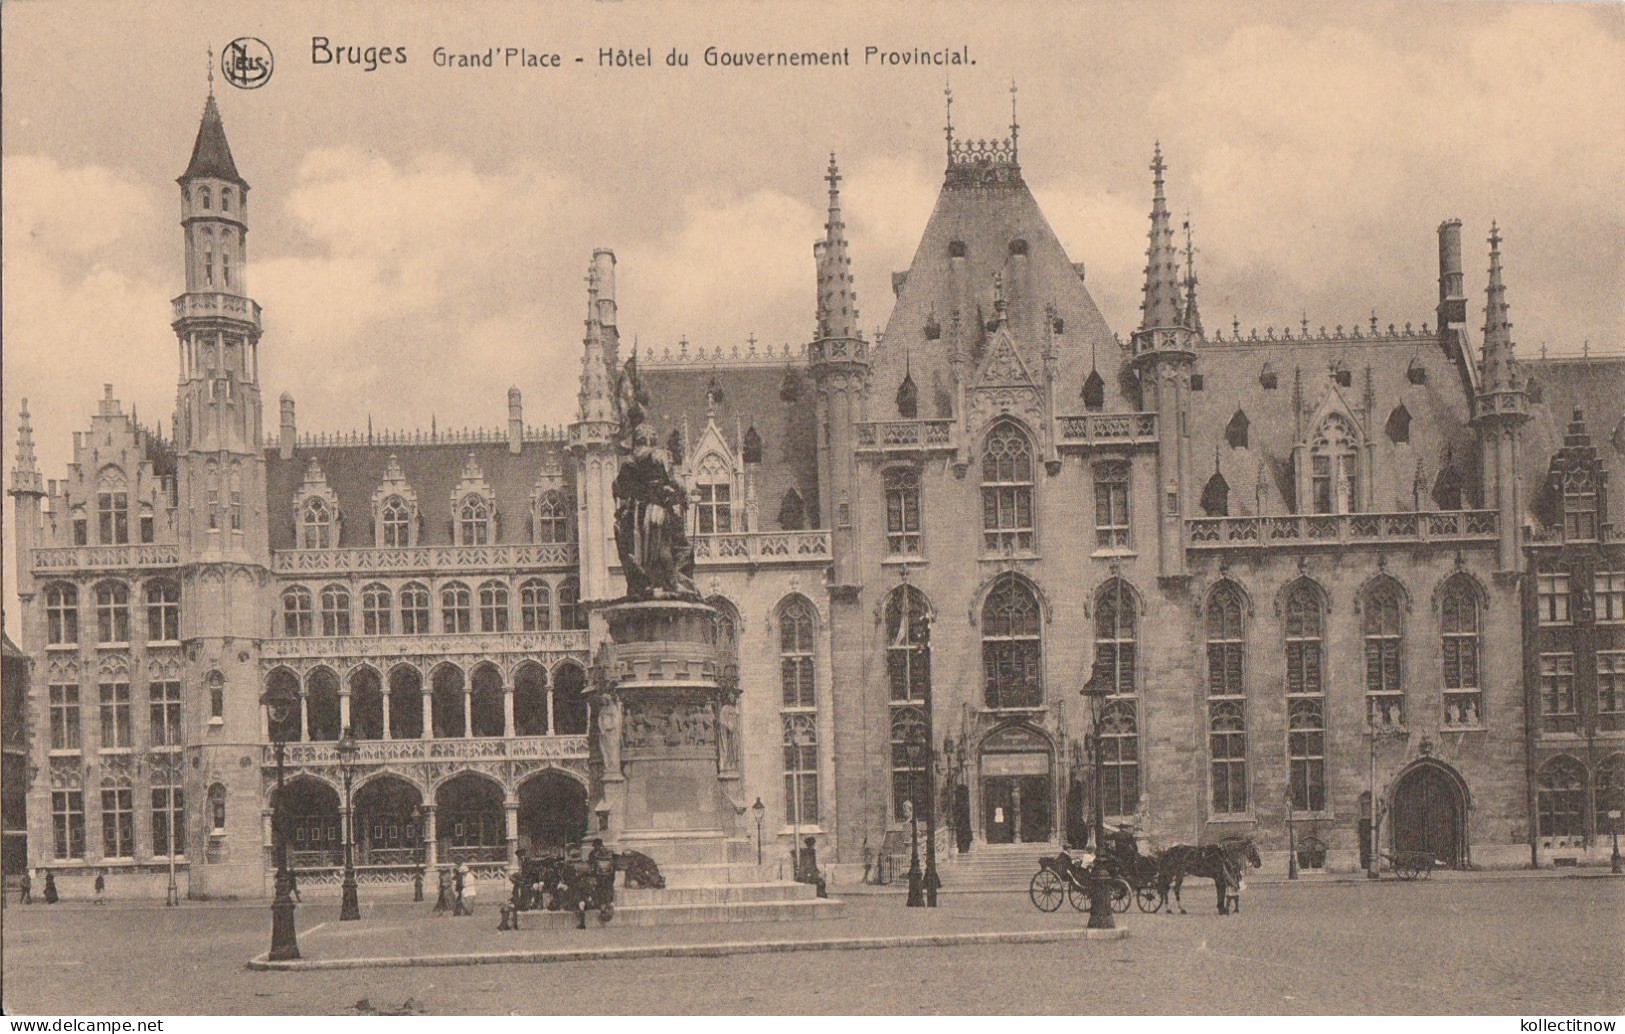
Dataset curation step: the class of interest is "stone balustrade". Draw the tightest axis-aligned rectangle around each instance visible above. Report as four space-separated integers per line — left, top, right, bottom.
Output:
272 542 577 575
854 419 957 454
1053 412 1159 450
267 734 589 766
32 544 182 572
261 629 589 662
1187 510 1498 550
171 292 262 329
691 530 831 565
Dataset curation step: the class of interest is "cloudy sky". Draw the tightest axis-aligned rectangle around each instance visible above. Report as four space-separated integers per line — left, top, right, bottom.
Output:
3 0 1623 633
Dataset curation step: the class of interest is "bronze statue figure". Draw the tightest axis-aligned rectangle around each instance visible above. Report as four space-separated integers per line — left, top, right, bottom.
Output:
613 355 700 601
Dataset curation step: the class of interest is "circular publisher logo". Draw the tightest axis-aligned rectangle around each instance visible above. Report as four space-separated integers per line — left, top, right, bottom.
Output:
222 37 274 89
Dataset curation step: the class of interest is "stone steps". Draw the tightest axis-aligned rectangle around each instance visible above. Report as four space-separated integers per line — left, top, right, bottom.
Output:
513 895 844 929
618 881 817 906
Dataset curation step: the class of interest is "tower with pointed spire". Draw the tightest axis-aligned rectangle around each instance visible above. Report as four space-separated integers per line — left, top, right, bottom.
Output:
1129 145 1197 581
8 401 47 616
571 248 624 605
1472 223 1530 572
808 153 869 591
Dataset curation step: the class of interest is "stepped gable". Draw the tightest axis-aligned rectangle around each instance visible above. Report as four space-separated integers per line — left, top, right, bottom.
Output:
640 363 821 531
873 122 1129 421
263 440 571 551
1519 354 1625 525
1188 327 1479 515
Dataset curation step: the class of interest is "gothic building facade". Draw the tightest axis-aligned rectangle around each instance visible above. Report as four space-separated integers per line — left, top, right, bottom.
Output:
9 93 1623 897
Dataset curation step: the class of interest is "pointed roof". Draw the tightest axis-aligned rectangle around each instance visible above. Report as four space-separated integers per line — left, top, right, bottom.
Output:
1479 222 1518 394
10 397 43 494
1139 144 1183 332
179 94 247 187
577 258 617 425
1181 216 1204 337
816 153 860 342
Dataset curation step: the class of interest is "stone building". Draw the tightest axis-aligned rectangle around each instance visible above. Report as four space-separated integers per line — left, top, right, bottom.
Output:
8 91 1621 898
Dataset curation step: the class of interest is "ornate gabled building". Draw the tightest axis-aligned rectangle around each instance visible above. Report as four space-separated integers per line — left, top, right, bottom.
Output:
9 90 1622 898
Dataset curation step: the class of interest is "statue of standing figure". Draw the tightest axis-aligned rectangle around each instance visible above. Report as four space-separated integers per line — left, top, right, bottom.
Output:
597 696 623 776
718 698 741 774
612 354 700 602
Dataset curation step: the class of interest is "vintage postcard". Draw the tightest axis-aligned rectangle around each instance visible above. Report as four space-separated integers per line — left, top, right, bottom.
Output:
2 0 1621 1020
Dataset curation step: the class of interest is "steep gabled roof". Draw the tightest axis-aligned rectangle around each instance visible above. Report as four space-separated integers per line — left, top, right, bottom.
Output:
179 94 247 187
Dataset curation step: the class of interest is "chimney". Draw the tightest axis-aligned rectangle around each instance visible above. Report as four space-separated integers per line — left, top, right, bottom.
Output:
593 249 616 329
508 387 523 454
279 393 296 459
1437 219 1467 326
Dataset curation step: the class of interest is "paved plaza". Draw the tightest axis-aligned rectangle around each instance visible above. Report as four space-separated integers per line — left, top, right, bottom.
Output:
2 874 1621 1015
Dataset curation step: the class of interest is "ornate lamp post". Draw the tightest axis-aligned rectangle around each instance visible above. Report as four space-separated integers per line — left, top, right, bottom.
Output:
336 727 361 922
260 683 300 961
904 732 925 907
1608 809 1622 876
923 730 940 907
752 797 765 866
1080 676 1115 930
1286 785 1299 880
786 722 811 881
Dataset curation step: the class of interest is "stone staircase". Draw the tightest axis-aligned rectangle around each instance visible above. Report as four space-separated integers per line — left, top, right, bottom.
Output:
936 843 1059 892
517 879 843 929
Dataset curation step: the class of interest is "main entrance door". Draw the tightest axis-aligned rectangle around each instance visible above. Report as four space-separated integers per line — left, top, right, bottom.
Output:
983 775 1052 844
1389 763 1465 868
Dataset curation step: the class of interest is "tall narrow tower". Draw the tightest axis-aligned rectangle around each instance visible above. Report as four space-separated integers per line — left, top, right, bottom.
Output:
808 154 868 590
1471 224 1529 574
1128 146 1195 582
170 91 272 896
571 249 623 607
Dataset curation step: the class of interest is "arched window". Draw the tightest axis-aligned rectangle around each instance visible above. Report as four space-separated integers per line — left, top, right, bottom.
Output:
208 783 227 832
145 580 181 642
1562 466 1598 541
886 587 931 704
45 583 79 645
1593 755 1624 836
783 712 819 827
199 186 211 210
1094 579 1137 695
361 583 392 636
884 468 921 555
534 490 571 544
95 581 131 644
1206 584 1247 815
557 577 585 631
552 663 588 735
695 454 733 534
222 250 232 288
458 494 491 546
1537 757 1586 837
441 582 472 634
380 496 412 547
400 582 431 635
1285 582 1326 812
208 670 225 721
319 585 351 637
890 705 927 822
981 422 1035 552
306 669 342 741
1362 581 1404 728
513 662 549 736
982 575 1042 708
1201 472 1230 517
1310 414 1361 514
301 497 333 549
518 578 551 632
282 587 313 637
1099 700 1140 818
220 188 231 212
1094 461 1131 548
1082 369 1106 411
779 597 817 709
1441 579 1482 727
477 580 510 633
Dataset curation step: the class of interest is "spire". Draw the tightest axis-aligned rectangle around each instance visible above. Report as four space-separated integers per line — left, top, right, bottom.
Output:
10 398 43 494
816 152 860 342
1181 215 1204 337
179 93 246 187
1009 80 1019 164
1480 222 1518 394
1139 143 1183 331
577 256 616 424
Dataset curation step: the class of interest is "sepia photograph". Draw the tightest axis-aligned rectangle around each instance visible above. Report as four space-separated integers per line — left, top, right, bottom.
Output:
1 0 1622 1020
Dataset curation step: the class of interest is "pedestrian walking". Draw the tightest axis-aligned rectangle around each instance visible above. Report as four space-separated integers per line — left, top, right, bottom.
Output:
42 869 58 904
287 867 301 903
432 867 452 915
19 869 33 904
453 862 472 916
588 838 616 907
93 869 106 905
413 867 424 903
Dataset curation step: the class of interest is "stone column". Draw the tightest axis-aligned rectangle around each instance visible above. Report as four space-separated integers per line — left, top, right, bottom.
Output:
463 687 473 739
381 690 392 741
423 805 438 869
504 802 519 867
503 681 515 738
422 689 433 740
339 688 351 732
300 686 311 742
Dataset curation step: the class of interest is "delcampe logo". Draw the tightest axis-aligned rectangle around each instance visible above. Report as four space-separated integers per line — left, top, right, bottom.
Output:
221 37 274 89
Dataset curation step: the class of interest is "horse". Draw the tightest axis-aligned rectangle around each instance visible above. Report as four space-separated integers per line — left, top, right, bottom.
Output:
1156 837 1261 915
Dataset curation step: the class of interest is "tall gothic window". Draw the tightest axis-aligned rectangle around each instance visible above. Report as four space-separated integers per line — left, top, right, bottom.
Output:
534 489 571 544
1099 700 1140 818
557 577 585 631
886 586 932 822
884 467 921 555
1362 581 1405 728
778 596 819 826
1537 757 1585 837
783 713 819 827
319 584 351 637
478 580 510 633
1310 414 1360 514
458 495 492 546
1206 584 1247 815
281 587 313 638
1596 572 1625 623
52 791 85 860
695 454 733 535
441 582 472 633
145 580 180 643
380 496 412 547
982 575 1042 708
95 581 131 644
148 680 183 747
779 597 817 709
99 682 132 749
49 684 81 751
1441 578 1482 727
301 497 333 549
1540 653 1577 732
1094 579 1137 695
1094 462 1131 547
1285 582 1326 811
361 584 392 636
890 705 927 823
101 786 134 859
518 578 551 631
399 582 430 635
981 422 1035 551
46 583 79 645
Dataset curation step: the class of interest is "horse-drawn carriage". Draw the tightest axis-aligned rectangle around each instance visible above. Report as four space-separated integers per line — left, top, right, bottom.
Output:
1028 829 1260 916
1382 850 1439 881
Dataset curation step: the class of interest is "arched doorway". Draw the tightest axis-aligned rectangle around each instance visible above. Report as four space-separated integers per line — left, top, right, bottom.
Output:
517 770 588 855
353 775 422 867
1389 760 1468 868
279 777 341 868
979 724 1054 844
435 773 506 864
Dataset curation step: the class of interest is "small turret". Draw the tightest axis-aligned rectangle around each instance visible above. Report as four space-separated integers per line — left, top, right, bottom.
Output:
816 154 860 343
577 256 618 426
10 398 43 496
1470 222 1529 574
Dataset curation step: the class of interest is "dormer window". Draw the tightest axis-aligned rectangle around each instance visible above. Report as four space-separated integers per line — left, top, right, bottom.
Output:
459 494 491 545
695 454 732 534
1309 415 1360 515
301 497 333 549
533 489 571 544
380 495 412 547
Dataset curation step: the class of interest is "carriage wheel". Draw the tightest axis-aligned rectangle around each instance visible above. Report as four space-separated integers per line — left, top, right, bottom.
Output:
1067 878 1089 912
1029 870 1065 912
1395 861 1418 881
1136 885 1161 913
1109 878 1132 913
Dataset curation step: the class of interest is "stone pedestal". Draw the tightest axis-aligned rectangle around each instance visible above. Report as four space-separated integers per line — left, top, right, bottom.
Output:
592 599 744 863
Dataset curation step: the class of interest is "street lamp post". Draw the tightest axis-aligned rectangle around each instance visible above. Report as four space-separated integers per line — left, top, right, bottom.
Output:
904 734 924 907
157 751 180 906
336 727 361 922
1080 678 1115 930
260 684 300 961
1609 809 1622 876
1286 787 1299 880
924 736 942 907
752 797 765 866
787 721 810 882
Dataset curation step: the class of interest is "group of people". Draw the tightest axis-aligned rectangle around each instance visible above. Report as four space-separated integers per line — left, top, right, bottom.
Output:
430 861 478 916
15 868 103 905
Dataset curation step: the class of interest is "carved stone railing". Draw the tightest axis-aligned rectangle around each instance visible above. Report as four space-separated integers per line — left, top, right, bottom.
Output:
172 292 262 329
691 530 831 565
33 544 182 572
269 735 590 767
1187 510 1498 550
1054 413 1159 450
854 420 958 455
272 542 577 575
261 629 590 662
